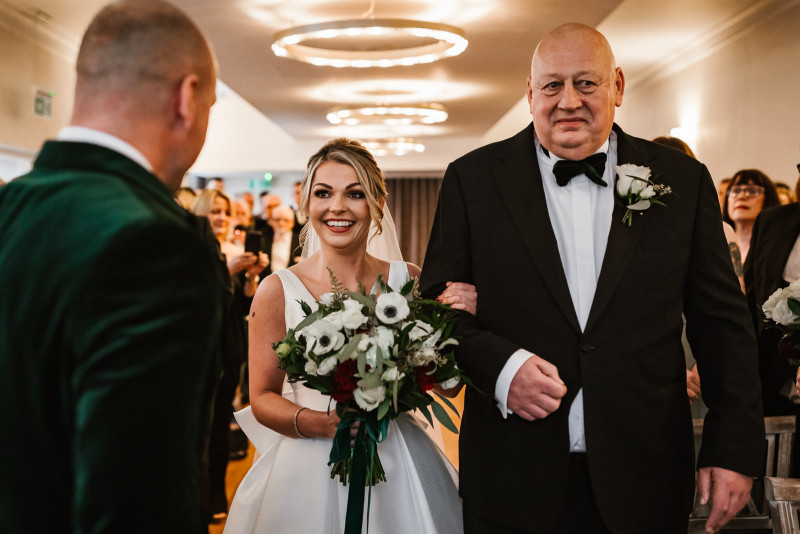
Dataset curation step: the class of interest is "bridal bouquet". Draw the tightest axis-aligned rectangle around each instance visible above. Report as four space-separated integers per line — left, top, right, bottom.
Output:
273 271 466 533
762 279 800 365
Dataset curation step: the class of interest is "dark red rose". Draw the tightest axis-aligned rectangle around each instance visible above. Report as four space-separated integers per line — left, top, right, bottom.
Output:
332 358 360 402
415 364 437 392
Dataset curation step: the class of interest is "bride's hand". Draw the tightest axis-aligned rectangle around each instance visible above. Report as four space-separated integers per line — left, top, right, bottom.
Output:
437 281 477 315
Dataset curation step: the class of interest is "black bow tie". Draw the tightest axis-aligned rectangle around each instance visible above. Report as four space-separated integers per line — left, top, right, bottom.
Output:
552 152 608 187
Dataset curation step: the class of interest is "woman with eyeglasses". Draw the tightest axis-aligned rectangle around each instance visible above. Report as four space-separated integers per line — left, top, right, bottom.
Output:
722 169 780 263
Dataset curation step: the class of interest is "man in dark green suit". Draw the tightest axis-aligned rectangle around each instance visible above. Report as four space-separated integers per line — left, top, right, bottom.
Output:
0 2 223 532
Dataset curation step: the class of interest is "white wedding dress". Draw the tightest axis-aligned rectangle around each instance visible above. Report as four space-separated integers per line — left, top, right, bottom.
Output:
224 261 464 534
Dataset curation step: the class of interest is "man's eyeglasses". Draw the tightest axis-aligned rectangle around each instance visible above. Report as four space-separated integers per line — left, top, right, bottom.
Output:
727 186 764 199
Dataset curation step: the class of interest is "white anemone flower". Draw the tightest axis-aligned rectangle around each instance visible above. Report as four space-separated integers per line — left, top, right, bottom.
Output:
375 292 409 324
303 319 345 355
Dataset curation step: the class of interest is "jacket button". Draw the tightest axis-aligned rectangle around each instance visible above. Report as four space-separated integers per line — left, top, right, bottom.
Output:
580 344 595 353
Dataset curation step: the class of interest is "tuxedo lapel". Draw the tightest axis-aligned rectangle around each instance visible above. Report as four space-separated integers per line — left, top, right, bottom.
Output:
585 126 653 333
492 126 581 333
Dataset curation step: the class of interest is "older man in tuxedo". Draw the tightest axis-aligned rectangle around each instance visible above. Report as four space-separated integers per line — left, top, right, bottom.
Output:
0 1 222 532
421 23 764 534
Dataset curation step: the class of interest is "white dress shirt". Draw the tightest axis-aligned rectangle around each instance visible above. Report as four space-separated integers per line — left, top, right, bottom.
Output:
494 131 617 452
58 126 153 172
270 231 292 272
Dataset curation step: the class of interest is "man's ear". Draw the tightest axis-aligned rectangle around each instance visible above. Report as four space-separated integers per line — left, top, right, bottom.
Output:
614 67 625 107
174 73 200 132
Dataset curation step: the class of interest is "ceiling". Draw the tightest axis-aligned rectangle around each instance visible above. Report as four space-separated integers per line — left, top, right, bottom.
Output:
0 0 767 152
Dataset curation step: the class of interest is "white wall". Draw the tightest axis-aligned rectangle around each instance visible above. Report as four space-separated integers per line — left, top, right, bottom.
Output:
0 7 76 157
615 3 800 186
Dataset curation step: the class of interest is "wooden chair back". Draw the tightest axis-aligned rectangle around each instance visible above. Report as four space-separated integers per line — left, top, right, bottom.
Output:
688 415 795 531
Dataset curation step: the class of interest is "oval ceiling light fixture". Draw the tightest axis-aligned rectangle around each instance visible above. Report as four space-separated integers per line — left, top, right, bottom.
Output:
364 138 426 157
271 18 467 68
326 103 447 126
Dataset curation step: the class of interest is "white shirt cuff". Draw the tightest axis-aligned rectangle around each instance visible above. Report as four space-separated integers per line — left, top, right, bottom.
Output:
494 349 534 418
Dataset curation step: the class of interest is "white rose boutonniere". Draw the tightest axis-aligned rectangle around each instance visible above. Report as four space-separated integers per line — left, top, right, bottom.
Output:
615 164 672 226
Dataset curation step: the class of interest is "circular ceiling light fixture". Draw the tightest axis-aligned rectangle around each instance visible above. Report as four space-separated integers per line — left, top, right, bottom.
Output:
271 18 467 68
364 138 426 157
326 103 447 126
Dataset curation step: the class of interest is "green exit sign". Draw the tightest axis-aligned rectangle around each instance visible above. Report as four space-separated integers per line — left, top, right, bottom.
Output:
34 90 53 118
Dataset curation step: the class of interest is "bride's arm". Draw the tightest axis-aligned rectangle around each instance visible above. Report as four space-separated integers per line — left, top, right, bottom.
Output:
249 274 340 439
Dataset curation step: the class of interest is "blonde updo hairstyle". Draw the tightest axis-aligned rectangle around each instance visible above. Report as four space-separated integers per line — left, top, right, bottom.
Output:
299 138 388 248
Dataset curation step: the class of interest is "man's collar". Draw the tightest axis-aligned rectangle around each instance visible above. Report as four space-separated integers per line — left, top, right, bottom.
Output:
58 126 153 172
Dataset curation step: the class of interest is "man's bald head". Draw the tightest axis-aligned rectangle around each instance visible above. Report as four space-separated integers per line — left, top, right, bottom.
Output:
75 0 214 111
71 1 217 190
527 23 624 160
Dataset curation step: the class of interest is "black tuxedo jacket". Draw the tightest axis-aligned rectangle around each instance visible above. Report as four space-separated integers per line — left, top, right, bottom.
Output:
261 229 302 276
420 124 764 532
744 203 800 414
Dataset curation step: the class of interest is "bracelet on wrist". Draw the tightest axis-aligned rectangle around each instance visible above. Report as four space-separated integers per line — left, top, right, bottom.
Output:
293 407 309 439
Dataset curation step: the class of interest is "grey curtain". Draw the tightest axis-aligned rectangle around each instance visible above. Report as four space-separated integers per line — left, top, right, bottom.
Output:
385 175 443 267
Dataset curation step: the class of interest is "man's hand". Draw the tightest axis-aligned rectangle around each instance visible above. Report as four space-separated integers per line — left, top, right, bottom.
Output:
697 466 753 533
507 355 567 420
686 365 701 403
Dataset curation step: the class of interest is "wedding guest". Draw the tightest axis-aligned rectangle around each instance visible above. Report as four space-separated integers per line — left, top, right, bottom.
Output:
744 174 800 417
775 181 795 205
241 191 255 215
192 189 267 522
206 176 225 191
421 23 764 534
723 169 780 263
718 177 732 211
261 204 301 275
224 138 475 533
0 1 222 532
230 197 254 248
176 185 197 210
745 175 800 475
292 180 307 226
652 135 696 159
254 192 280 241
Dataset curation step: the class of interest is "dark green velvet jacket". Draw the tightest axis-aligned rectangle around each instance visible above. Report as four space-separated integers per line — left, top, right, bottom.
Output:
0 141 222 533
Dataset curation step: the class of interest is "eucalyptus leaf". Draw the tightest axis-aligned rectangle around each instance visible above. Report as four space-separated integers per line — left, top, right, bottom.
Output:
788 298 800 316
431 401 459 434
377 397 391 420
357 349 367 376
417 404 434 428
338 335 362 362
294 308 323 332
358 373 382 389
433 391 459 415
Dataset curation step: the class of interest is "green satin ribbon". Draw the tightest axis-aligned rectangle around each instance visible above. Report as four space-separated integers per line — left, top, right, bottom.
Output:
329 411 389 534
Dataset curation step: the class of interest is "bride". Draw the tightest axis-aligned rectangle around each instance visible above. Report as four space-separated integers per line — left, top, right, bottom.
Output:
224 138 475 533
